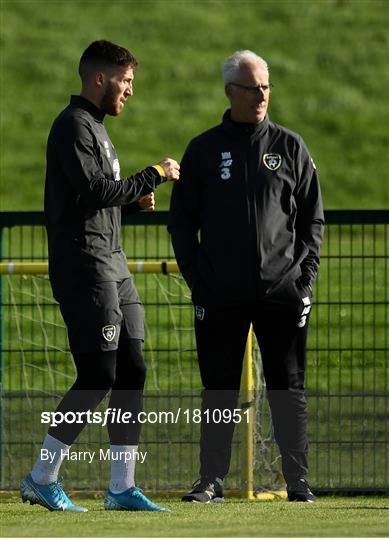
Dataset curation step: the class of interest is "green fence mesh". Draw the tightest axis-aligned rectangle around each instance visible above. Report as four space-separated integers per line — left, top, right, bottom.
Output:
0 211 388 492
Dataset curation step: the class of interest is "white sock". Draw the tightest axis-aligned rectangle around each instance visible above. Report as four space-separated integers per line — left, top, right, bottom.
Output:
109 445 137 494
31 434 70 485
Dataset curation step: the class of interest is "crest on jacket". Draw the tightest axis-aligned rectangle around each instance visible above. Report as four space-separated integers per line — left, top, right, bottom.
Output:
263 153 282 171
102 324 116 342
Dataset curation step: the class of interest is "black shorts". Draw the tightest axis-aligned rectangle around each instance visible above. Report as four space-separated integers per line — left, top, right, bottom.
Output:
59 277 144 353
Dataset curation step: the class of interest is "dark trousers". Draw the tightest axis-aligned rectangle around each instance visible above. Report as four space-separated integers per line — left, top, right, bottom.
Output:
194 280 310 484
48 337 146 446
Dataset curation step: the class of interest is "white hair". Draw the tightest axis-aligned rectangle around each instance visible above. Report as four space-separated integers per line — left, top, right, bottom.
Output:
222 50 269 84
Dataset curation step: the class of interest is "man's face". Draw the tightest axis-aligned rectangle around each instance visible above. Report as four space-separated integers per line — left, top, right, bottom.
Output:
226 61 270 124
100 65 134 116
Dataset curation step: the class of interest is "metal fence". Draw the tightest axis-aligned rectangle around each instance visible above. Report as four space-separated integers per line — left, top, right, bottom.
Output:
0 210 388 492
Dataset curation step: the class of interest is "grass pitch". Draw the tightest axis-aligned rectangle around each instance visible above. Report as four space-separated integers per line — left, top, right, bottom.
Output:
1 0 389 211
1 494 389 537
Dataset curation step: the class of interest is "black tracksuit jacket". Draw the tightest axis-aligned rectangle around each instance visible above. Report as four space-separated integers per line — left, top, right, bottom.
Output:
168 110 324 307
44 95 166 300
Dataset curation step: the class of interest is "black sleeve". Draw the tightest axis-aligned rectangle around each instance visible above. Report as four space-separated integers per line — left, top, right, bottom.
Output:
121 201 141 215
167 141 201 290
55 116 166 210
295 138 325 288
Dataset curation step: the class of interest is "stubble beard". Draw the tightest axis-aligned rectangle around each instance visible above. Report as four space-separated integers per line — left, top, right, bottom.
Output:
101 83 121 116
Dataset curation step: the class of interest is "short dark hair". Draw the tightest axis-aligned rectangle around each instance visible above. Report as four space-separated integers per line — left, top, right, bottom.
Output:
79 40 138 82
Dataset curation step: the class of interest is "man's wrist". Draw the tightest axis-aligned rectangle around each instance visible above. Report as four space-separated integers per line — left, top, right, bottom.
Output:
152 164 166 177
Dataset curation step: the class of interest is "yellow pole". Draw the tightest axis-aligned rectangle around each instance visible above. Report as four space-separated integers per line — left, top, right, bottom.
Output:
0 261 179 275
240 327 288 502
240 324 255 500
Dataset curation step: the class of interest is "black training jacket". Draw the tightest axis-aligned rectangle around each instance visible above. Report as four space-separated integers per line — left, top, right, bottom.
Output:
44 95 165 300
168 110 324 307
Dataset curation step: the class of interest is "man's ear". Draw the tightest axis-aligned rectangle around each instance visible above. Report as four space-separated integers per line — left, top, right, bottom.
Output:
95 71 105 88
225 83 232 99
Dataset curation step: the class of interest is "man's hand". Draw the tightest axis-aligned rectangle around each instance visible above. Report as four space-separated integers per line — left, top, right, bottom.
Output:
138 192 155 211
159 158 180 181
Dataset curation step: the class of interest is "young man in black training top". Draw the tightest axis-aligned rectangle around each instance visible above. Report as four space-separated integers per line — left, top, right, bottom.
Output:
21 40 179 512
168 50 324 503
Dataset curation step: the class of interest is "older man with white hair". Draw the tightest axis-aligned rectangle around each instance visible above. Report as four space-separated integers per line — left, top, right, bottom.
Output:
168 50 324 503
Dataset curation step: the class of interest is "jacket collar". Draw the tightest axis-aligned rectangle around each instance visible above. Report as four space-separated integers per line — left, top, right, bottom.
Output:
70 95 105 122
222 109 269 139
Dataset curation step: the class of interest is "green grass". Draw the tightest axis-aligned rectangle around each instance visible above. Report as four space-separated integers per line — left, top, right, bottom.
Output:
1 0 389 211
1 494 389 537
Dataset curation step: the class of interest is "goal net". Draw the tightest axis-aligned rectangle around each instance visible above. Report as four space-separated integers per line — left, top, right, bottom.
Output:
0 264 281 495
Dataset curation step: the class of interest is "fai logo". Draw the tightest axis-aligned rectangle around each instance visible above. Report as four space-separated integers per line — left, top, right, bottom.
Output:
102 324 116 342
219 151 232 180
195 306 205 321
263 153 282 171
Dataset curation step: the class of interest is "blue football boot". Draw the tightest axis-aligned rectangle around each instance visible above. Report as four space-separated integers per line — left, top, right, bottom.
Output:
20 474 88 512
104 486 170 512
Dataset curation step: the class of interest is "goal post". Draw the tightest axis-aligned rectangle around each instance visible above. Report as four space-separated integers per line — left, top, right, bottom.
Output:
240 324 254 499
240 326 287 501
0 261 179 275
